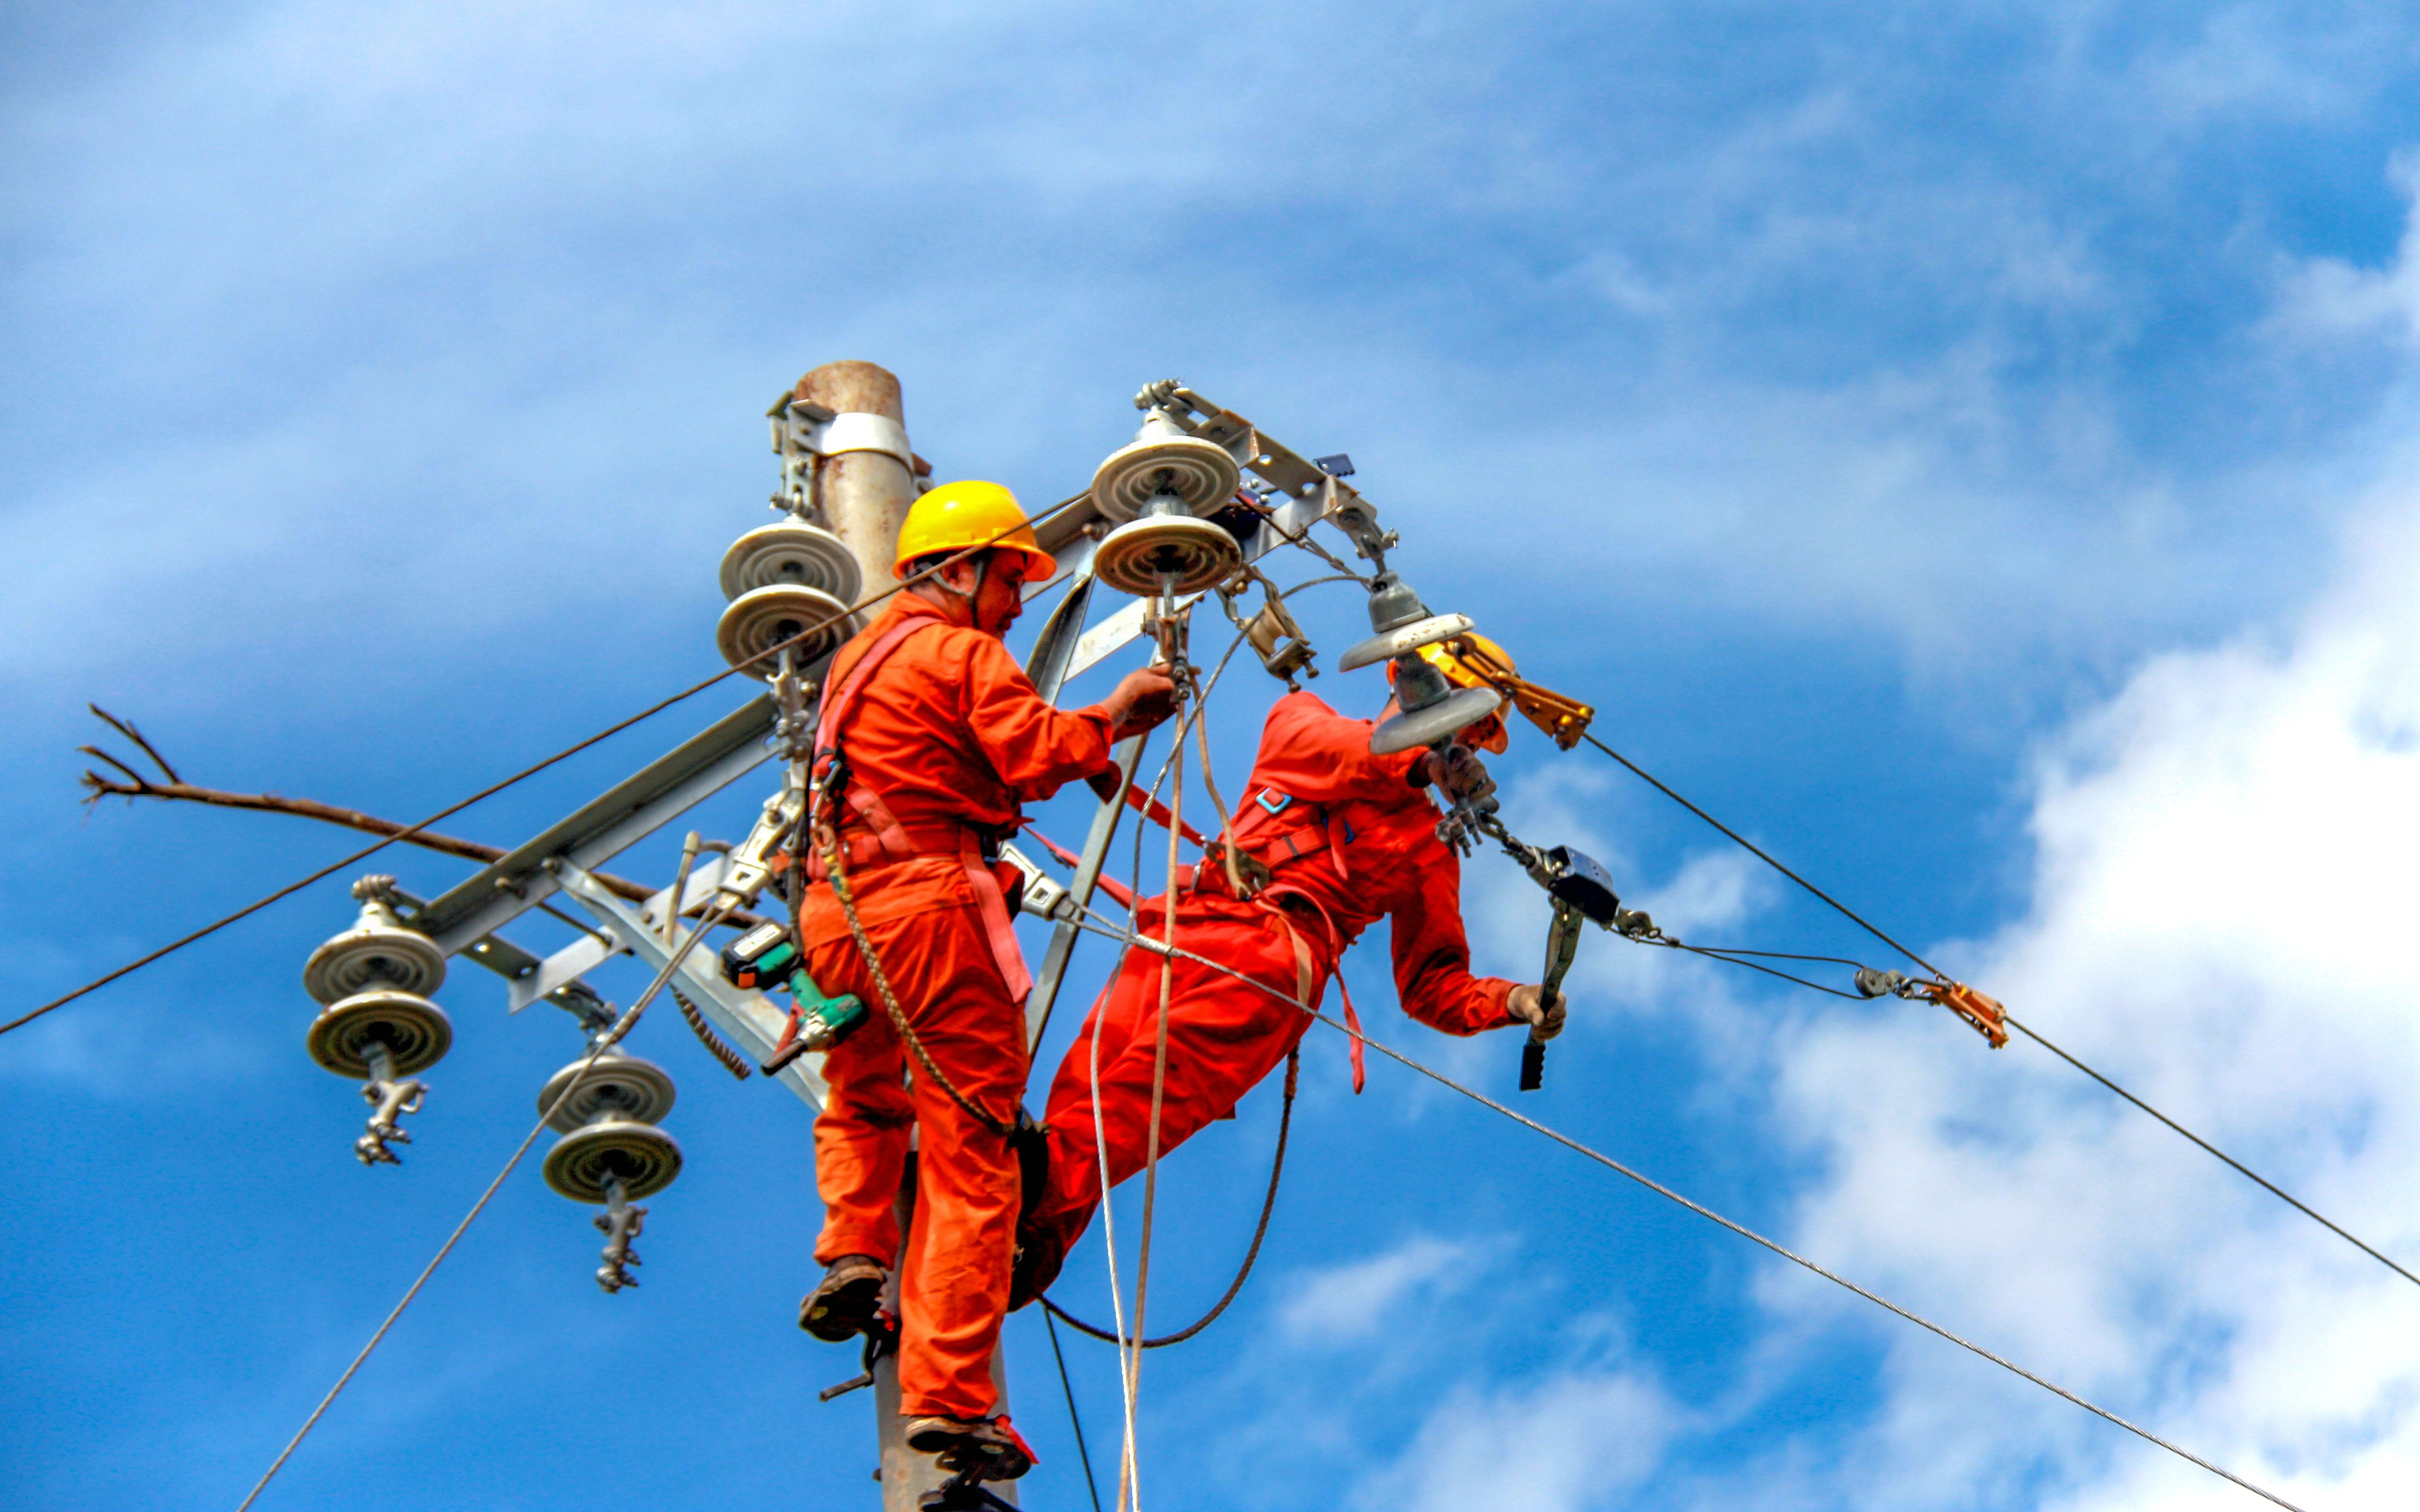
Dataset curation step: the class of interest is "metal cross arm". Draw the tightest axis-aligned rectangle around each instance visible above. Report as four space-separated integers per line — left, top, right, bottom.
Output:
408 693 779 961
549 857 829 1109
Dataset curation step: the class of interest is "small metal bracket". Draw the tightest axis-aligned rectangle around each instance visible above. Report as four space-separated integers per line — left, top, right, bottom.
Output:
353 1042 427 1166
769 397 920 518
595 1177 646 1293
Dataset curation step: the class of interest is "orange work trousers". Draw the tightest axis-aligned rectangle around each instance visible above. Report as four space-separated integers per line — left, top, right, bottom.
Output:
808 900 1026 1421
1034 898 1328 1263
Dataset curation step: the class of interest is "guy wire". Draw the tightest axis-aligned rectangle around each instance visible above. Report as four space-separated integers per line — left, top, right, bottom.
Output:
3 495 1087 1041
1054 902 2310 1512
1577 728 2420 1291
235 899 737 1511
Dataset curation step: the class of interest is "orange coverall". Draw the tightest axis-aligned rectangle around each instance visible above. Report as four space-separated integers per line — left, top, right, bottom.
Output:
1031 689 1518 1267
801 594 1117 1420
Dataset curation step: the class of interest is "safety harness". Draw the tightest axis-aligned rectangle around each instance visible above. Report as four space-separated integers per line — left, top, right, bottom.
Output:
1196 784 1372 1092
805 612 1039 1144
808 615 1033 1001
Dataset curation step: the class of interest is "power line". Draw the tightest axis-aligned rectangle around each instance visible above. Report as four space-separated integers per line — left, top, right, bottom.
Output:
1041 1292 1106 1512
1577 729 2420 1294
1057 906 2311 1512
235 903 734 1510
3 497 1084 1042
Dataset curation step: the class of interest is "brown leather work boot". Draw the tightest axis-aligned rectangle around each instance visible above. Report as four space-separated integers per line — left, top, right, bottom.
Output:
903 1413 1037 1480
799 1254 886 1342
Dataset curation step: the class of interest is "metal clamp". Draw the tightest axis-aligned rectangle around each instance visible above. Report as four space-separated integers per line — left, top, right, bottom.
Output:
353 1042 428 1166
595 1177 647 1293
769 397 919 516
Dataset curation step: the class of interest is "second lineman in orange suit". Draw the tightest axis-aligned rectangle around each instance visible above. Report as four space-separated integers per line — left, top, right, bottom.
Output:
1014 675 1567 1301
795 480 1175 1478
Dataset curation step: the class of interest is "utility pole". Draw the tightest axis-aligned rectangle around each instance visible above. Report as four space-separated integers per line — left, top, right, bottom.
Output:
785 361 1010 1511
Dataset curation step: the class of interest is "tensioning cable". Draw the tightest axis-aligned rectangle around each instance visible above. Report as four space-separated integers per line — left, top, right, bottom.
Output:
235 897 739 1511
2 495 1086 1042
1054 902 2311 1512
1573 729 2420 1292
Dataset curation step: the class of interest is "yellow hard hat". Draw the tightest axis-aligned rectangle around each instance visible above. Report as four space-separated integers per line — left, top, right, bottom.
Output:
1387 631 1514 752
893 480 1057 584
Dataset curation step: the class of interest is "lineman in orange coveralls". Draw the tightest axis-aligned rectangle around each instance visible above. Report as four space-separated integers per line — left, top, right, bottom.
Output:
1014 657 1567 1302
795 480 1175 1478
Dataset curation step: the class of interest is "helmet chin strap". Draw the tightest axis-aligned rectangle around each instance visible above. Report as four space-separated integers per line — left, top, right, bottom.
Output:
929 551 992 625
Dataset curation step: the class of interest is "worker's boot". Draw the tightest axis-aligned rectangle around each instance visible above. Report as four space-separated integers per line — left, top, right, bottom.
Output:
904 1413 1036 1480
799 1253 887 1342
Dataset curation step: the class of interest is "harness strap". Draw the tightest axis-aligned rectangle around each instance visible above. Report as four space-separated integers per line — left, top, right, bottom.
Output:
811 612 1034 1003
1256 886 1365 1094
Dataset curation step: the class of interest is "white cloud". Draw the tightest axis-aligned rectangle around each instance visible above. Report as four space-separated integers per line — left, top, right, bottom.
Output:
1280 1235 1474 1344
1352 1368 1677 1512
1760 448 2420 1505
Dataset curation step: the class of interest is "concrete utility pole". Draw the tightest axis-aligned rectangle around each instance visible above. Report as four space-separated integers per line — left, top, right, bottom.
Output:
793 360 925 605
788 360 1012 1512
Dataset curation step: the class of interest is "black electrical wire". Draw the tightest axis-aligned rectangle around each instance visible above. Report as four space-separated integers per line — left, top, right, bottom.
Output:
1042 1048 1297 1350
1 495 1086 1042
235 901 738 1511
1658 941 1866 1000
1056 905 2309 1512
1578 729 2420 1293
1040 1305 1104 1512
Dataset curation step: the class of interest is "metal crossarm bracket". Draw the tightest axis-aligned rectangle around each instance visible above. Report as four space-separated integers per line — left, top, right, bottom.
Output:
549 858 828 1109
409 695 777 960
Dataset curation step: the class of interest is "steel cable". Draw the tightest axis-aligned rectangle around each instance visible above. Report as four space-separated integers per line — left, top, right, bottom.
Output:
1040 1304 1105 1512
3 496 1086 1042
1054 903 2312 1512
235 899 737 1511
1576 728 2420 1291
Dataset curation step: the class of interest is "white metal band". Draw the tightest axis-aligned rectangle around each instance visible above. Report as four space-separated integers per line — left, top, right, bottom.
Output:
804 410 916 469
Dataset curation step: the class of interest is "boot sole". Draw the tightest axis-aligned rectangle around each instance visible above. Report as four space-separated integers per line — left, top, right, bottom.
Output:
799 1273 884 1341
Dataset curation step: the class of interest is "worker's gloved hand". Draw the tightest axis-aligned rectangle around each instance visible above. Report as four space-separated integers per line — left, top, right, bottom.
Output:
1506 982 1567 1040
1102 664 1179 739
1420 743 1496 805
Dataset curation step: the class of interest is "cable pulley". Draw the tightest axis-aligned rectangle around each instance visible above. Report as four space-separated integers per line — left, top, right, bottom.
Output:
1854 968 2010 1047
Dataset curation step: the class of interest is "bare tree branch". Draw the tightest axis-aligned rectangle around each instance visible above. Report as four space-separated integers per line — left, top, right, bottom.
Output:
88 705 182 783
78 747 154 790
79 771 767 931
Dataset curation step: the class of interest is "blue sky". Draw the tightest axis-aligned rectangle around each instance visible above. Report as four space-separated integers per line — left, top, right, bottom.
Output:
9 3 2420 1508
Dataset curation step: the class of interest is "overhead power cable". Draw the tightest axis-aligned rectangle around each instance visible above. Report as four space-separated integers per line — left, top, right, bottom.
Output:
1057 904 2310 1512
1040 1305 1105 1512
235 899 737 1511
1577 730 2420 1293
1 495 1084 1043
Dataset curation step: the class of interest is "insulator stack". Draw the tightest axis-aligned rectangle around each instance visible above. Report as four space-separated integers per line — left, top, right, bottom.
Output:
302 885 452 1166
536 1050 683 1292
1088 403 1247 596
